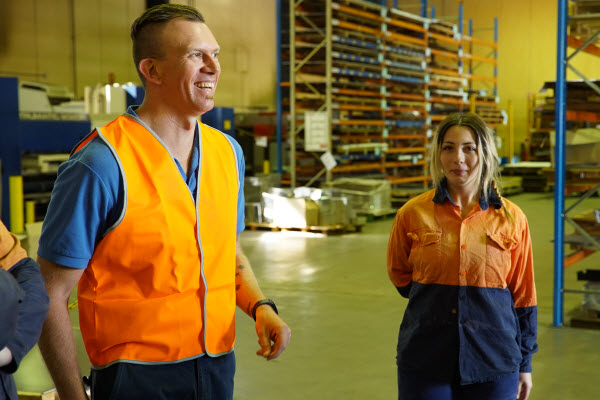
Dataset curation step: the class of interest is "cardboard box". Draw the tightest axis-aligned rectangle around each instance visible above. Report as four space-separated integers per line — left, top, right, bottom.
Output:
324 178 392 215
550 128 600 166
318 197 350 226
262 194 319 228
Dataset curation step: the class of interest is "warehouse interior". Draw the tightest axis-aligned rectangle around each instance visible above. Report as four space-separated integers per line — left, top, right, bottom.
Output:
1 0 600 399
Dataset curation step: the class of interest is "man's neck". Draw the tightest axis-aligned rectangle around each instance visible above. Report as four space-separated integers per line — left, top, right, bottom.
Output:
135 102 198 175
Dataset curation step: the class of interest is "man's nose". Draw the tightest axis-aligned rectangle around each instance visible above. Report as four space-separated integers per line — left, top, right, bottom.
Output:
202 56 219 73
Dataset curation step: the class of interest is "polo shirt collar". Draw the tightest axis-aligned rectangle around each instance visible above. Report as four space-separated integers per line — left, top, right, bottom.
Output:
433 179 502 210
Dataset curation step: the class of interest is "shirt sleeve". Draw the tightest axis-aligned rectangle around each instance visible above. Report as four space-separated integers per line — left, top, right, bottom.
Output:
0 223 26 271
233 140 246 235
0 258 49 374
38 138 121 268
506 213 538 372
387 209 413 298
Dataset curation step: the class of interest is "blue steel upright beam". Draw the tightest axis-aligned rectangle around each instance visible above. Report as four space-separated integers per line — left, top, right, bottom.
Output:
468 19 473 79
276 0 283 174
554 0 568 327
494 17 498 97
420 0 427 18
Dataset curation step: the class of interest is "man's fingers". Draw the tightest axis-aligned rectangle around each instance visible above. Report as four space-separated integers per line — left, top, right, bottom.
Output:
256 333 271 358
266 326 291 361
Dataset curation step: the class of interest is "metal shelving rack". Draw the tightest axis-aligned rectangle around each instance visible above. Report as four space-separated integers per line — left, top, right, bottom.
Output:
282 0 500 189
287 0 430 188
554 0 600 327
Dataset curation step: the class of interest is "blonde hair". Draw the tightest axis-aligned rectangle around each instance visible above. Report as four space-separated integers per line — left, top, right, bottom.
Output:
430 113 512 221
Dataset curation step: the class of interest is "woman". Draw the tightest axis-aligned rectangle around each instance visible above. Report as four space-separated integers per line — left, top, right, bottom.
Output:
387 113 537 400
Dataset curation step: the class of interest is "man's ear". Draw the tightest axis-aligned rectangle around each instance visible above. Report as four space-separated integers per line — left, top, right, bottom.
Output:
138 58 163 86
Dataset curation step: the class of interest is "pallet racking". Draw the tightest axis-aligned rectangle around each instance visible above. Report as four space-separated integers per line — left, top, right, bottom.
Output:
554 0 600 327
280 0 500 189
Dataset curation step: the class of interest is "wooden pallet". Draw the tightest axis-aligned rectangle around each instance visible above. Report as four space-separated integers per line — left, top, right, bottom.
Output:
18 389 58 400
500 176 523 196
569 307 600 330
245 222 361 234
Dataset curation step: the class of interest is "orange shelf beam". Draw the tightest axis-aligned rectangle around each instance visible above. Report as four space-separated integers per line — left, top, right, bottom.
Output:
333 88 382 97
334 104 382 111
567 35 600 57
385 17 427 34
462 35 497 49
386 134 427 140
385 31 427 47
565 249 596 268
388 93 427 101
430 48 460 60
467 74 497 83
429 32 459 45
385 147 427 154
566 109 600 123
334 119 386 126
386 175 430 184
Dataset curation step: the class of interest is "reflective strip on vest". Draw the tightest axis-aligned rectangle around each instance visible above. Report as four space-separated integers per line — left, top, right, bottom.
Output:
76 114 238 367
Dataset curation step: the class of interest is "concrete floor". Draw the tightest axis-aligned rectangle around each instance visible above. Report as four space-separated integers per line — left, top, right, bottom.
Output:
232 192 600 400
13 192 600 399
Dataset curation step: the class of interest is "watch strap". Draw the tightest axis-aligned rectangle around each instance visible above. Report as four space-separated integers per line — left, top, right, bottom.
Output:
251 299 278 321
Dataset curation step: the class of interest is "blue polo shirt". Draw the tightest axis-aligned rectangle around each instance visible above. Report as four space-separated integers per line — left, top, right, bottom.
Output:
38 107 245 269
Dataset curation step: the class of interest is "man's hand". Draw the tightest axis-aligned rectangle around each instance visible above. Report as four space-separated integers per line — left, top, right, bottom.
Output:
254 306 291 360
517 372 532 400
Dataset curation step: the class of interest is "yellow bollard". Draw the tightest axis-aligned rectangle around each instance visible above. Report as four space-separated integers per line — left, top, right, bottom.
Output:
263 160 271 175
9 176 24 233
25 201 35 224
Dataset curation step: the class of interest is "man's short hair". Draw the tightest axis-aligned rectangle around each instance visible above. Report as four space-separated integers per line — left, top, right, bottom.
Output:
130 4 205 85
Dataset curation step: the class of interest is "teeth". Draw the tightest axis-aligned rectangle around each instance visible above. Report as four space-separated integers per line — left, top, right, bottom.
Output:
195 82 214 88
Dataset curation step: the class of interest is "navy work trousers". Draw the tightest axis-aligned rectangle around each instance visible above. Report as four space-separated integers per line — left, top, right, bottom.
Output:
398 369 519 400
90 352 235 400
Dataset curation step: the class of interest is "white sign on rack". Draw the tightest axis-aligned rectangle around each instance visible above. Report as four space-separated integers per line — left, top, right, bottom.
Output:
304 111 329 152
320 151 337 171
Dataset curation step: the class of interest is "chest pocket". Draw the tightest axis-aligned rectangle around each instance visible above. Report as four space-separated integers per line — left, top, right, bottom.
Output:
485 232 517 288
407 229 442 283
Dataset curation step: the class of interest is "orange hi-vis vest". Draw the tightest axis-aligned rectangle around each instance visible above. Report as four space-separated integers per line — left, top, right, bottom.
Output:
74 114 239 367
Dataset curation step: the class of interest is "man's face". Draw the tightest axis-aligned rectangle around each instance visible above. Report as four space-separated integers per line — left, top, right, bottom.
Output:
157 19 221 117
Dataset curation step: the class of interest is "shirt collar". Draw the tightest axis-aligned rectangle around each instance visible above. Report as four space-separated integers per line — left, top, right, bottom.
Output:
433 179 502 210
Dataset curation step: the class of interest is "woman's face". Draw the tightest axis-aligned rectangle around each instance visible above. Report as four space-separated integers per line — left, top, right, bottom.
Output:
439 125 481 195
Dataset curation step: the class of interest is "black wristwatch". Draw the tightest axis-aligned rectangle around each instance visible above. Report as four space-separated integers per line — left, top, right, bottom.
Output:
251 299 278 321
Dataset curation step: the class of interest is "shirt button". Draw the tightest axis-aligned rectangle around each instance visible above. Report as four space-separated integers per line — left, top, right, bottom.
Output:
451 308 457 314
461 244 467 249
460 270 467 276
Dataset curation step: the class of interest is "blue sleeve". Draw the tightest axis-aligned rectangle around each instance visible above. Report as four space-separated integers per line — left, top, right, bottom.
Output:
0 258 49 374
516 305 538 372
395 283 412 298
38 137 122 268
232 139 246 235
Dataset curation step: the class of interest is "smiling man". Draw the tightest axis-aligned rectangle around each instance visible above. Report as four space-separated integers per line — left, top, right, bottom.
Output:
37 5 290 400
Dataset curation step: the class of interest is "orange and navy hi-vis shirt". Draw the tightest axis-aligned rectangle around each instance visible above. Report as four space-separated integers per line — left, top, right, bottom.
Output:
387 183 538 385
